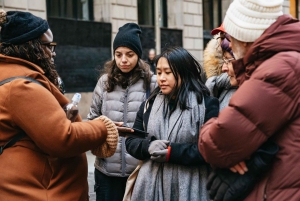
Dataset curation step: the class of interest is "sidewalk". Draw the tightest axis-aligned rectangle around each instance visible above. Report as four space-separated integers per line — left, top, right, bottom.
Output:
86 151 96 201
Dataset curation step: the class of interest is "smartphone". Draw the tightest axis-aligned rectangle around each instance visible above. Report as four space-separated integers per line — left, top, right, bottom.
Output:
122 125 148 138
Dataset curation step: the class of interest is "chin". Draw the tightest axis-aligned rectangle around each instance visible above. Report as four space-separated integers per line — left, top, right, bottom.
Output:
230 81 238 87
161 89 171 95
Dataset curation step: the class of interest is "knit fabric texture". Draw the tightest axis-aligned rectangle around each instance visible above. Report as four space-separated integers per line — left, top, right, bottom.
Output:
91 115 119 158
0 10 49 45
223 0 283 42
113 23 142 58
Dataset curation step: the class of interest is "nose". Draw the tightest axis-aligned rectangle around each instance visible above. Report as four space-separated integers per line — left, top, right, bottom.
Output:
121 55 127 62
221 63 229 73
159 73 166 81
52 51 56 58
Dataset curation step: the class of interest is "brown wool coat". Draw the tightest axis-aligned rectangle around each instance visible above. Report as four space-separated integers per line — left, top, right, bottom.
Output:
199 15 300 200
0 54 109 201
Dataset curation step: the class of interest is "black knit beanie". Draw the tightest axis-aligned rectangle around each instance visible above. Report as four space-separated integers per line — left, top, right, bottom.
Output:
113 23 142 58
0 11 49 45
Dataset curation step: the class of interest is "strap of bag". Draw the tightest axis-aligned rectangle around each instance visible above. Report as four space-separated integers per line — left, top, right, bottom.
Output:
0 76 43 155
146 88 150 99
0 76 43 86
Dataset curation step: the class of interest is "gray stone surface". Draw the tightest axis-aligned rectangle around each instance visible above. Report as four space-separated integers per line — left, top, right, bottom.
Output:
87 151 96 201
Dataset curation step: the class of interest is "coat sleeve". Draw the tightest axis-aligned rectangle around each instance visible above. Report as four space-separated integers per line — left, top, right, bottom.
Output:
87 75 105 120
168 95 219 165
199 57 298 168
8 80 108 158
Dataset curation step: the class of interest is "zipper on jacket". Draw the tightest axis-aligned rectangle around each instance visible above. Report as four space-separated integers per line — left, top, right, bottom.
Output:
261 174 270 201
121 87 129 176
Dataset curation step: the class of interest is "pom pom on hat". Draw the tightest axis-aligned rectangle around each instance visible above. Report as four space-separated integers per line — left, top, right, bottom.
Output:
0 10 49 45
113 23 142 58
223 0 284 42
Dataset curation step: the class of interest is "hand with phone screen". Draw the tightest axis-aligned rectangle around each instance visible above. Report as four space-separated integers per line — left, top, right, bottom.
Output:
121 125 148 138
114 122 148 138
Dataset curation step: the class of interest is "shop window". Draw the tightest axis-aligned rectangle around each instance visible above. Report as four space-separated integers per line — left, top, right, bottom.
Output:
138 0 167 27
203 0 222 48
290 0 298 18
46 0 94 21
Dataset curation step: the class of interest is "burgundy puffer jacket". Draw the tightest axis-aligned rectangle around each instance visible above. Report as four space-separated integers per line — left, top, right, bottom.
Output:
199 15 300 201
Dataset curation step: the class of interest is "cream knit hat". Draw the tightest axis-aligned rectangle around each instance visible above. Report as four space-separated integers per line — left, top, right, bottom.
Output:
223 0 284 42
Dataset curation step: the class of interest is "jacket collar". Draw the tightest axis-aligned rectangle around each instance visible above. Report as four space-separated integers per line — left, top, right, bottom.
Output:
0 54 45 74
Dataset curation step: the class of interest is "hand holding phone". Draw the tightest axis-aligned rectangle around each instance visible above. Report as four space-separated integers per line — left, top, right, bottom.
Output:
121 125 148 138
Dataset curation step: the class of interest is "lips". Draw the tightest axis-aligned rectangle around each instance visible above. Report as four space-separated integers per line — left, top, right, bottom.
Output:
160 85 168 89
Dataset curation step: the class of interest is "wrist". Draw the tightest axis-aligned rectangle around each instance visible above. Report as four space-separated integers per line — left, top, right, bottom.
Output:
166 146 171 162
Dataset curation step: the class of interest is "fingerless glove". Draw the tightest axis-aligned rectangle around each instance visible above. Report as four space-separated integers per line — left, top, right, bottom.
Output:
91 115 119 158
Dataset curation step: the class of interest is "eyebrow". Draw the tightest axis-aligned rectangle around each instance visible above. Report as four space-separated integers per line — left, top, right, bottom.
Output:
156 66 171 70
115 50 134 54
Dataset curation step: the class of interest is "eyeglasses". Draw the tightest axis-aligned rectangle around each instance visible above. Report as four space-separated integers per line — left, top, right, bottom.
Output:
222 57 235 65
41 42 57 52
219 32 231 42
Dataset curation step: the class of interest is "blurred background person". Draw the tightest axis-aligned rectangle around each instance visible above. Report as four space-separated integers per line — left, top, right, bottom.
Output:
146 48 156 74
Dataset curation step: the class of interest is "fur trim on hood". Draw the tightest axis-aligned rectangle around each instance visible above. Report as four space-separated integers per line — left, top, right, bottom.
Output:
203 34 223 79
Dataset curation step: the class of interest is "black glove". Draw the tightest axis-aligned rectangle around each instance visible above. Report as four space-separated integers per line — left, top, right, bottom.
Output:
207 140 279 201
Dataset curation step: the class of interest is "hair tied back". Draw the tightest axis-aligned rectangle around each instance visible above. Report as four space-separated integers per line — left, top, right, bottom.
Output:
0 10 7 26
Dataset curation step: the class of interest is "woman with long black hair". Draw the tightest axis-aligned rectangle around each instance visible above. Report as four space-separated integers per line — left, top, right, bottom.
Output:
125 46 219 201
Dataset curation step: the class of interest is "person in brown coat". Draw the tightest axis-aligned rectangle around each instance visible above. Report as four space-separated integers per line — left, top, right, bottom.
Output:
0 10 118 201
199 0 300 200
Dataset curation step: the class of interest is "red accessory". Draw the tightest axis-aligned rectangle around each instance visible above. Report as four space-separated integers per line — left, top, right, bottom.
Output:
166 146 171 162
211 23 225 35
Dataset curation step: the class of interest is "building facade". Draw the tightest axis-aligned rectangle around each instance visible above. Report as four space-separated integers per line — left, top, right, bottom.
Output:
0 0 295 117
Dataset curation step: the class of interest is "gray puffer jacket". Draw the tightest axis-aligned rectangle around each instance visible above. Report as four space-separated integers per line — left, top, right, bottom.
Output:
87 74 157 177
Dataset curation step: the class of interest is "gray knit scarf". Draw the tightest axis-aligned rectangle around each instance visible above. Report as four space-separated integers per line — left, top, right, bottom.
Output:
131 92 209 201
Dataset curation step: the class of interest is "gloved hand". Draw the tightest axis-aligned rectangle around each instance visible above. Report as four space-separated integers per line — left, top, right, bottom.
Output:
206 140 279 201
206 168 255 201
91 115 119 158
150 149 168 162
148 140 169 155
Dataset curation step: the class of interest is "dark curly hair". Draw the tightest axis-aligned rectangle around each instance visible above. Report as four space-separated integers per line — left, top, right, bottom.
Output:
104 58 152 92
0 38 59 86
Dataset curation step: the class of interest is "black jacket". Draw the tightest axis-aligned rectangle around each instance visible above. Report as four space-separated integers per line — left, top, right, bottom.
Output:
125 95 219 166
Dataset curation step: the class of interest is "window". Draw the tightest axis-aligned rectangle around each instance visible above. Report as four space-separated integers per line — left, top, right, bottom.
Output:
203 0 222 48
290 0 298 18
46 0 94 21
138 0 167 27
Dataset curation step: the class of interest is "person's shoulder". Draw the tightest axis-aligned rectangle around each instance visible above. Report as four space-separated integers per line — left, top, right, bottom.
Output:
149 74 158 91
204 95 219 109
150 74 157 82
99 74 108 81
